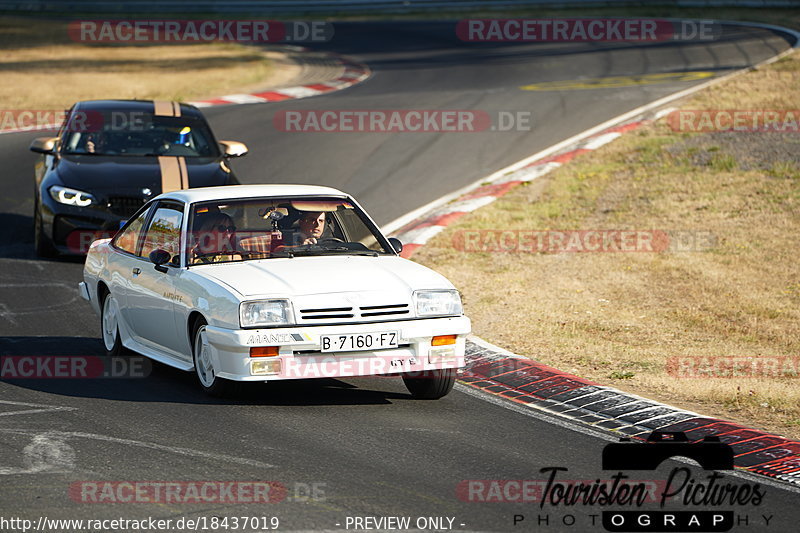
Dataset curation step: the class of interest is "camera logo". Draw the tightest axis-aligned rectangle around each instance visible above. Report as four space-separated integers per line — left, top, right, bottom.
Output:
603 431 734 471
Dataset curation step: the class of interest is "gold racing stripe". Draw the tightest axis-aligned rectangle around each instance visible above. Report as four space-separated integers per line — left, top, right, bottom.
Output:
154 100 182 117
158 156 189 193
178 156 189 189
153 101 174 117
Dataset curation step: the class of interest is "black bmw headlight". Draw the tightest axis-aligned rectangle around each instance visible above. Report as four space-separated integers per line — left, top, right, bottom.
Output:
49 185 96 207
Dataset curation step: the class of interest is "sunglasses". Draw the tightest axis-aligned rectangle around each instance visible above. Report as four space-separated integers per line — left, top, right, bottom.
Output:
216 225 236 232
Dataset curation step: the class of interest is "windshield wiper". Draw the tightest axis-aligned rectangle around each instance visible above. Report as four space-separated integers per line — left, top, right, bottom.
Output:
290 248 379 257
238 250 294 259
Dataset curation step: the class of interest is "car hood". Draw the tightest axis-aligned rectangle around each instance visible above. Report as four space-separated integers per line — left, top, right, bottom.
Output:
195 255 456 301
54 155 229 193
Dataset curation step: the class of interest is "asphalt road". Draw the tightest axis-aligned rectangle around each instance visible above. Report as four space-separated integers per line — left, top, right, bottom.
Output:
1 20 798 532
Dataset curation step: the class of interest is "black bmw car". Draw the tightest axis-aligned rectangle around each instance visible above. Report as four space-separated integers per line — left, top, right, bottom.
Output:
30 99 247 257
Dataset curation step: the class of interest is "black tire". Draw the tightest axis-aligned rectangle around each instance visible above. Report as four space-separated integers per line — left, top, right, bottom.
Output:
191 317 234 397
402 368 456 400
34 201 57 258
100 290 124 357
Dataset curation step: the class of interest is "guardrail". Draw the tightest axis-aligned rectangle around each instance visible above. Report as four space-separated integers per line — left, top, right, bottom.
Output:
1 0 798 15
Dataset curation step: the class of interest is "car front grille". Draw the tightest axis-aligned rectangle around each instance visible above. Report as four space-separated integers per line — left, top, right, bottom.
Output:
359 304 410 318
300 307 355 320
298 304 410 323
107 196 145 218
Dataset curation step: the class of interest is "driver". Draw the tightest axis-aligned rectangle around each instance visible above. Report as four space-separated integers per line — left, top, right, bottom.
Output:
296 211 326 245
84 132 105 154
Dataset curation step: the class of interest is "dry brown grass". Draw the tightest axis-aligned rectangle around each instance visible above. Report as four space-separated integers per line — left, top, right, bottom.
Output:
414 51 800 439
0 17 280 109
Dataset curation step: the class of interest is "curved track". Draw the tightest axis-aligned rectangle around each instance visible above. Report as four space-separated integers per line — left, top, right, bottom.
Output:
0 21 798 531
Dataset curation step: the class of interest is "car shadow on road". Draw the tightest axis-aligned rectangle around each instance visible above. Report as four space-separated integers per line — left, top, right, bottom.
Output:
0 212 82 263
0 336 411 405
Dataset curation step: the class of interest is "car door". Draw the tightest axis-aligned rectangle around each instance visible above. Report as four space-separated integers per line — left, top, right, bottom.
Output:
107 202 155 336
126 200 185 357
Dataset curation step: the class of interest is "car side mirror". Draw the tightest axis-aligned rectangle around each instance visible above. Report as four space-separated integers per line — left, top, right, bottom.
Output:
149 249 171 273
388 237 403 254
30 137 58 154
219 140 248 158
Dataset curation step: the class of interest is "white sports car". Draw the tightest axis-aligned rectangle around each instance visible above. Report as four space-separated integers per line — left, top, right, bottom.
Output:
80 184 470 399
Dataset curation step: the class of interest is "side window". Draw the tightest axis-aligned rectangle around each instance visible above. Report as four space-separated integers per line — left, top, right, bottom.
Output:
140 202 184 261
337 208 384 252
112 206 151 255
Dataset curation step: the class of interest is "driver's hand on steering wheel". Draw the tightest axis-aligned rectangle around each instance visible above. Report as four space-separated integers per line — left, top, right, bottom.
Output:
302 237 318 245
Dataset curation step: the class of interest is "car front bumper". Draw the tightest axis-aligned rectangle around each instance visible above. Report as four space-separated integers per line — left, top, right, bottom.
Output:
203 316 471 381
41 196 128 255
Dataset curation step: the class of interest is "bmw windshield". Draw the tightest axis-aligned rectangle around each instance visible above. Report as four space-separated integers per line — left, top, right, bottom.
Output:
61 113 219 157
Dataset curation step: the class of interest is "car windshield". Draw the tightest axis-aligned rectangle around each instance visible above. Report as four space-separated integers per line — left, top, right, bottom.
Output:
186 196 394 265
61 113 219 157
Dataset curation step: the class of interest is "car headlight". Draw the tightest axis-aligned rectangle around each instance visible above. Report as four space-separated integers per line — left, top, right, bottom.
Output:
240 299 294 328
414 289 463 317
49 185 95 207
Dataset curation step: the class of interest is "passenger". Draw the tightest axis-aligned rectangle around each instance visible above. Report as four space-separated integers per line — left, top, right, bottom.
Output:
191 212 240 263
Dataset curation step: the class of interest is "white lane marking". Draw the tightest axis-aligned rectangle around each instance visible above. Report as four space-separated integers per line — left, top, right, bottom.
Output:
581 131 621 150
0 400 78 417
273 86 323 98
493 161 562 185
0 429 274 469
654 106 676 120
0 280 78 317
396 225 447 246
321 80 351 89
218 94 268 104
0 302 18 325
437 196 498 214
0 432 76 474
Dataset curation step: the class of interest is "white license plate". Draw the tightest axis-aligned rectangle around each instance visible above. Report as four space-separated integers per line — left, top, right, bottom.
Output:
320 331 398 353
